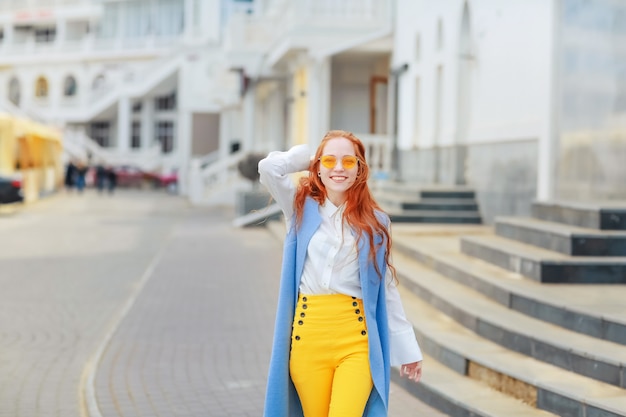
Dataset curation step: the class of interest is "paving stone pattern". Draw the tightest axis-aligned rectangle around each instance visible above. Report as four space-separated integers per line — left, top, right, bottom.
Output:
0 192 184 417
0 190 447 417
94 209 282 417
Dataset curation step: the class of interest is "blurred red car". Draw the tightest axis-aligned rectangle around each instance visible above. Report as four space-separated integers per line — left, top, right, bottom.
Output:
113 165 145 188
112 166 177 191
150 171 178 188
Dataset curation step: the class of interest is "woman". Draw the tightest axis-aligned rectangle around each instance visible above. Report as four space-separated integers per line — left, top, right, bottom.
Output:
258 130 422 417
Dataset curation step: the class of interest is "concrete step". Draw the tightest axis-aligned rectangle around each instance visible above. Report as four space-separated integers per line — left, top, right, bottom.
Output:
372 182 477 199
373 182 483 225
460 234 626 283
393 251 626 389
392 355 558 417
395 262 626 417
532 200 626 230
385 208 482 224
420 189 476 199
392 232 626 346
495 216 626 256
376 193 479 212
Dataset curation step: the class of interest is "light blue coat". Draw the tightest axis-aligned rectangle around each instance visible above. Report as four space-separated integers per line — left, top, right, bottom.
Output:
263 197 391 417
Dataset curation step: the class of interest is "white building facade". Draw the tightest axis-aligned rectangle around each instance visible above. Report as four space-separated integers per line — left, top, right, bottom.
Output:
392 0 626 222
187 0 399 205
0 0 239 194
392 0 555 222
2 0 624 218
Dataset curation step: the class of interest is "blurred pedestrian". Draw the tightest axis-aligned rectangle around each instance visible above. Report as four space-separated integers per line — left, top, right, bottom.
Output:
75 161 88 194
95 164 107 194
64 160 76 192
258 130 423 417
107 166 117 194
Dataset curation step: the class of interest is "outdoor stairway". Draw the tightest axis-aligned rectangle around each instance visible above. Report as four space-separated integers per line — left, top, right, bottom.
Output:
460 201 626 283
389 200 626 416
373 182 482 224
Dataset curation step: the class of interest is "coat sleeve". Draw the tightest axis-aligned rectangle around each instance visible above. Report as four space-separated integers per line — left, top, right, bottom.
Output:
258 144 311 229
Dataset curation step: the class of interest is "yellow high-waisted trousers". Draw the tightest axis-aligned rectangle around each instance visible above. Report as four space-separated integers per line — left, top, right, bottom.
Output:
289 293 373 417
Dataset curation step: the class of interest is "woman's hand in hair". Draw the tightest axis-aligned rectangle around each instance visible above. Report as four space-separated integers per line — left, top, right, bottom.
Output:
400 361 422 383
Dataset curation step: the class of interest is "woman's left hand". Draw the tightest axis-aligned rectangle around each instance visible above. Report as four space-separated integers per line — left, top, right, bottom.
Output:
400 361 422 383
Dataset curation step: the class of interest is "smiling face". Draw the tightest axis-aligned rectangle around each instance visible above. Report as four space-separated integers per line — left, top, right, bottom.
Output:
318 137 359 206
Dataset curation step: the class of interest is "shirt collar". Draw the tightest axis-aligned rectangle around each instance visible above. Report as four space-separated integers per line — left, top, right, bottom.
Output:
321 199 344 218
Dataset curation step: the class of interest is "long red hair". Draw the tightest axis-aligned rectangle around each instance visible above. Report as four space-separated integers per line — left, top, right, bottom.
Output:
293 130 396 280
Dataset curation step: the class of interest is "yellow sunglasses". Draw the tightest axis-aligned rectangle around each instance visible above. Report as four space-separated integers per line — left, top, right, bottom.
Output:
319 155 359 169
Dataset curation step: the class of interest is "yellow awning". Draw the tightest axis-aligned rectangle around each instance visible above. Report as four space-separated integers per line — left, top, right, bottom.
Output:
0 112 63 174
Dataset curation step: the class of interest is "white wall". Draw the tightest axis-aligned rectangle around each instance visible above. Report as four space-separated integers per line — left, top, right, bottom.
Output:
254 80 287 152
203 0 223 43
467 0 552 142
180 51 225 113
393 0 553 150
393 0 457 149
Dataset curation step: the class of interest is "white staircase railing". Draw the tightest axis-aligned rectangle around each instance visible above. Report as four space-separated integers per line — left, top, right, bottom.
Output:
73 53 184 123
196 150 221 169
119 143 163 172
0 98 49 124
29 52 185 124
62 134 89 161
63 128 163 172
358 133 391 177
188 150 249 205
232 202 281 227
63 129 109 162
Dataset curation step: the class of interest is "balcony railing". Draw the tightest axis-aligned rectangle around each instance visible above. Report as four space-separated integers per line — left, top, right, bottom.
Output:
0 0 95 11
0 34 182 59
224 13 275 53
224 0 391 58
270 0 390 32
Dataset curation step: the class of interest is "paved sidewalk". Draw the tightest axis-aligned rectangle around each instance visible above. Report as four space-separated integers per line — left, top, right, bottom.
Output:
0 190 447 417
0 190 186 417
92 206 282 416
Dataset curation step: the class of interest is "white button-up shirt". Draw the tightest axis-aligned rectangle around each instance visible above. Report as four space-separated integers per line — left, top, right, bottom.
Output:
300 201 360 294
258 144 422 366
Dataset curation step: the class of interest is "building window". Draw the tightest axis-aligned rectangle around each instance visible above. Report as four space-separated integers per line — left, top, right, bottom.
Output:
63 76 77 97
156 121 174 153
35 76 49 98
131 121 141 148
8 77 20 105
132 102 142 113
90 121 111 147
35 27 56 43
155 92 176 111
152 0 185 36
98 2 120 39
